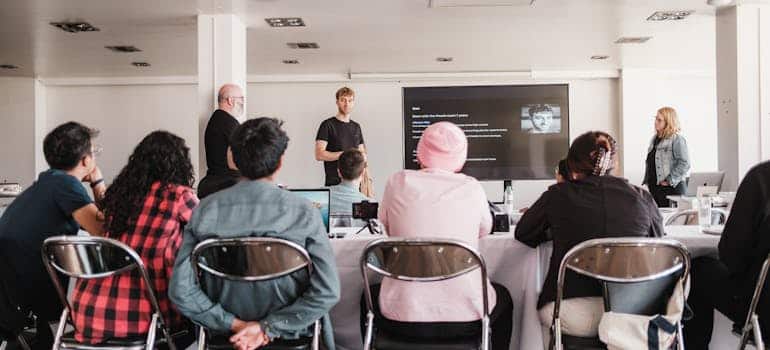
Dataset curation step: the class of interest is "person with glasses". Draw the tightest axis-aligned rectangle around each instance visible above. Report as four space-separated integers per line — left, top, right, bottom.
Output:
198 83 245 199
0 121 106 349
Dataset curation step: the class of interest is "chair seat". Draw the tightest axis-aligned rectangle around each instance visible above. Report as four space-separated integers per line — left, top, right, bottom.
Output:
60 331 147 349
373 329 481 350
206 333 312 350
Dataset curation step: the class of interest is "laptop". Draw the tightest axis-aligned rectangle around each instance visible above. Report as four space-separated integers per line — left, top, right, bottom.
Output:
289 189 330 233
685 172 725 197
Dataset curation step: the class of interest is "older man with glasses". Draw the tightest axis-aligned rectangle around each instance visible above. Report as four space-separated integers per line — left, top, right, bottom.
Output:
198 83 246 198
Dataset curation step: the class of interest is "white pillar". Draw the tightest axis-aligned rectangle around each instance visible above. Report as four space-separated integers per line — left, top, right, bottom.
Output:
716 2 770 190
197 14 247 178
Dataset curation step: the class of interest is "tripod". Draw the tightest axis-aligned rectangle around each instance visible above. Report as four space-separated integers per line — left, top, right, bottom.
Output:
354 219 381 235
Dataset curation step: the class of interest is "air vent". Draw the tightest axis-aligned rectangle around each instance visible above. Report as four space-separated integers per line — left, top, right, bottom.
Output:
265 18 305 27
282 59 300 64
436 57 453 62
590 55 610 60
0 64 19 70
287 42 319 49
615 36 652 44
647 10 694 21
50 21 99 33
131 62 151 67
105 45 142 53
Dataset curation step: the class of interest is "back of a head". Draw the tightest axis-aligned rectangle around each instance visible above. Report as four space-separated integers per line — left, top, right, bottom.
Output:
230 118 289 180
43 122 98 170
102 130 194 235
416 122 468 172
567 131 617 179
338 149 366 181
657 106 681 138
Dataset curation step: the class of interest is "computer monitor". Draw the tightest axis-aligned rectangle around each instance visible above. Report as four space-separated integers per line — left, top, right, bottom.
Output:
289 189 330 233
685 172 725 197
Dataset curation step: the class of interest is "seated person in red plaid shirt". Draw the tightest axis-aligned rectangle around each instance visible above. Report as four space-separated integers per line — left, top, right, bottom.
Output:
170 118 341 350
69 131 199 346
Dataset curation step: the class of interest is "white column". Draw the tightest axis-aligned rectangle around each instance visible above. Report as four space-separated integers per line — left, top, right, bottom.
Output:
716 2 770 190
197 14 247 178
34 78 47 176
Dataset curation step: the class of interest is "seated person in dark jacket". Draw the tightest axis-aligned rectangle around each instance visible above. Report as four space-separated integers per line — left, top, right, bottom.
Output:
684 160 770 349
515 131 663 343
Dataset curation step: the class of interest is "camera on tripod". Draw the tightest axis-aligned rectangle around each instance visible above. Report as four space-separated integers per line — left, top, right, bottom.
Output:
352 200 378 220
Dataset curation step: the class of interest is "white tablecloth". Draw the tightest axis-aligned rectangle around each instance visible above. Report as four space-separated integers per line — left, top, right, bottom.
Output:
328 225 720 350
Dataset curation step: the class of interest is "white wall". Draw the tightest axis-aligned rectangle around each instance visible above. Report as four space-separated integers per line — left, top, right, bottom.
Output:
45 84 199 184
0 77 36 188
247 78 619 208
620 69 719 188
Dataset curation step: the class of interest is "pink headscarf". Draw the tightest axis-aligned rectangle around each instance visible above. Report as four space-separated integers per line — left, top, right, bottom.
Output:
416 122 468 172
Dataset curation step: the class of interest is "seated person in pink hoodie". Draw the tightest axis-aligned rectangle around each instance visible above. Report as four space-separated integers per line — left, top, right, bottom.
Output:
368 121 513 349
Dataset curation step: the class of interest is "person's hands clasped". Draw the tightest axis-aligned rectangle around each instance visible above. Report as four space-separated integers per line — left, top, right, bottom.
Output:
659 180 670 187
230 321 270 350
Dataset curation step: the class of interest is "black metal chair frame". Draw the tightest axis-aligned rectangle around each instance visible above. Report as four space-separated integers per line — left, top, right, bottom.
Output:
190 237 321 350
551 237 691 350
735 253 770 350
359 237 491 350
41 235 176 350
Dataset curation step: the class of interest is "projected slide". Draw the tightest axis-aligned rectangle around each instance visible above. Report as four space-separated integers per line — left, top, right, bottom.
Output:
403 84 570 180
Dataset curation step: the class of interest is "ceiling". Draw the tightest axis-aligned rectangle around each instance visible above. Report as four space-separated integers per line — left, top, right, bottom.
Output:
0 0 721 78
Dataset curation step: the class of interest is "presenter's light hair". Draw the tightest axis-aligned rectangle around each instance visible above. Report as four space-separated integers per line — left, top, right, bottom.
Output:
335 86 355 100
656 106 681 139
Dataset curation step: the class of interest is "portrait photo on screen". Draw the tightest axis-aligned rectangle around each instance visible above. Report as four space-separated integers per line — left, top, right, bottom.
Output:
521 104 561 134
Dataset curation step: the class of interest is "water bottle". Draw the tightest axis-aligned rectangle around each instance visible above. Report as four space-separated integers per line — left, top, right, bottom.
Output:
697 195 712 230
503 182 514 216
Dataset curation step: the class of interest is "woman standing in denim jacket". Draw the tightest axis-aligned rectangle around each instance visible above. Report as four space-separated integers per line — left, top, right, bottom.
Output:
643 106 691 207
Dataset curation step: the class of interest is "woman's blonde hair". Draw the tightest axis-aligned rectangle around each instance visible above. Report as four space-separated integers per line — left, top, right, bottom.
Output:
657 107 681 138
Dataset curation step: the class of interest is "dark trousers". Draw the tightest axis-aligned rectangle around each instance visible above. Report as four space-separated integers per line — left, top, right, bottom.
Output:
649 181 686 207
360 283 513 350
684 257 769 350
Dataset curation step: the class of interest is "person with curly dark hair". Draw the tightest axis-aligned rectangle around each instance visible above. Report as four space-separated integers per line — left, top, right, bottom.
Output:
0 121 105 349
69 131 199 347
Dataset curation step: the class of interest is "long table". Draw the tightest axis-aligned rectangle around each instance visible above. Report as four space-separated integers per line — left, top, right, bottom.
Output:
328 225 720 350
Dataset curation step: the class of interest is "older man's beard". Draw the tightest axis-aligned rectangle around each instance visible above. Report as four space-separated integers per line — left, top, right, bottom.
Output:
233 103 246 122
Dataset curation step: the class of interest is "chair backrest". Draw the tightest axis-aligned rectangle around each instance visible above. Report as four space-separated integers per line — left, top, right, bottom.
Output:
360 238 489 316
41 236 167 328
191 237 312 282
664 208 727 226
555 237 690 315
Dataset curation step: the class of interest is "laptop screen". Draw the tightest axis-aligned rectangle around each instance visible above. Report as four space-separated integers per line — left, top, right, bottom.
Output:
289 189 330 233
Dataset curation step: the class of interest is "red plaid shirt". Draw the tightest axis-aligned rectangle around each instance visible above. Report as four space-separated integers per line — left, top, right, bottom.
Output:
71 182 199 344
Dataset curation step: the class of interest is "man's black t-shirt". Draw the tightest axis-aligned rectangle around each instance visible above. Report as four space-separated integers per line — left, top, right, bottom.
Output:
199 109 241 198
204 109 240 177
0 169 93 319
315 117 364 186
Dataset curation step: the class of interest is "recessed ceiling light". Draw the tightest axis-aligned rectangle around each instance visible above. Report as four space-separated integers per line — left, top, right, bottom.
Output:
265 17 305 27
287 42 319 49
590 55 610 60
615 36 652 44
282 59 300 64
436 57 453 62
50 21 99 33
105 45 142 53
647 10 694 21
0 64 19 70
131 62 151 67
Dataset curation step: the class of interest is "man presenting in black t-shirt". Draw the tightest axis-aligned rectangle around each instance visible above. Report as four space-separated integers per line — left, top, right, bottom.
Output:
315 86 366 186
198 83 244 198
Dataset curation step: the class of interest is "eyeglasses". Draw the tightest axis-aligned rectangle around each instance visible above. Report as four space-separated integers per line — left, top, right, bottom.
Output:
91 145 103 157
229 96 245 102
